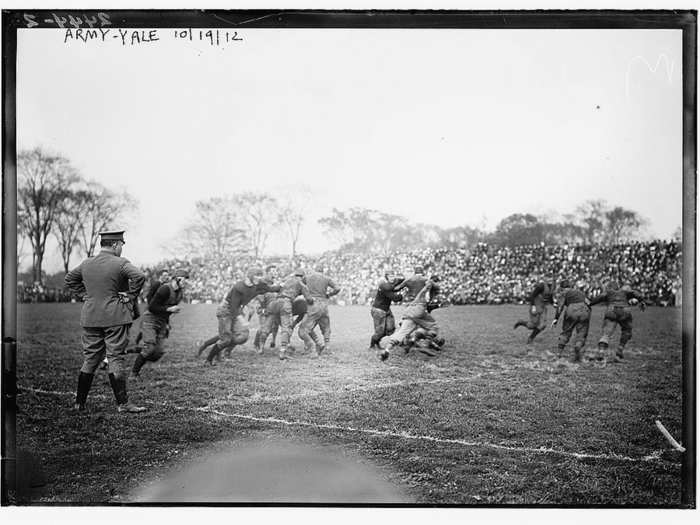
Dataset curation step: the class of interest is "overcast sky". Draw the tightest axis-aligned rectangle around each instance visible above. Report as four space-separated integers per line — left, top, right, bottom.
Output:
17 27 682 273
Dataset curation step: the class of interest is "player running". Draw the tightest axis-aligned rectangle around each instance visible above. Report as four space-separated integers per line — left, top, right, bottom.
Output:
130 269 189 379
199 267 282 366
551 279 591 362
588 281 646 362
514 273 555 344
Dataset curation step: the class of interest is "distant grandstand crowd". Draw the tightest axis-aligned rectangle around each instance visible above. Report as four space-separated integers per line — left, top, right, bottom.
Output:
19 240 682 307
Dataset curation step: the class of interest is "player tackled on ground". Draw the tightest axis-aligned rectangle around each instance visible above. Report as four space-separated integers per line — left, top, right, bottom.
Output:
130 269 189 378
551 279 591 362
514 273 555 344
588 281 646 362
379 274 443 361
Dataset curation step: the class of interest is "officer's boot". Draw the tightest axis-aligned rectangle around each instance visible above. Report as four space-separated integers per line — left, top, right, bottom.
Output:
132 354 147 378
109 373 146 413
74 372 94 411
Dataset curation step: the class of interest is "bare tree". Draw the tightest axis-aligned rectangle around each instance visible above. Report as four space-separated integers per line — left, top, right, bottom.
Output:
78 182 137 257
238 192 281 259
53 188 90 272
278 185 312 258
604 207 648 244
178 196 250 262
575 199 608 245
17 148 79 284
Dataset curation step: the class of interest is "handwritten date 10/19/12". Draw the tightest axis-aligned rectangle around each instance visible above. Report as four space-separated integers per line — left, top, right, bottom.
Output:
174 29 243 46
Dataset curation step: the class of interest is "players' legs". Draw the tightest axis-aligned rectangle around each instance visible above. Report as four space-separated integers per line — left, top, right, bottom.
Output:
380 317 418 360
205 314 234 365
557 316 575 356
317 303 331 346
617 311 634 359
298 313 317 352
370 308 388 348
278 299 294 360
598 311 618 350
572 316 590 362
527 308 546 343
196 334 220 357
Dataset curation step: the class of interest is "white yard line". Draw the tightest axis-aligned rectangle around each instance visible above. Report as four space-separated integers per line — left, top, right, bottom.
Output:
17 385 668 464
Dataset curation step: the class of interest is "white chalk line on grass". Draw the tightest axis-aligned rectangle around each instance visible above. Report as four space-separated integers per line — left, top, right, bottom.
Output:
18 385 667 464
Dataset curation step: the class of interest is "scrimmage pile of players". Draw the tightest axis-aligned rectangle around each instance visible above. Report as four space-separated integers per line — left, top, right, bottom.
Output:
65 231 648 413
126 262 647 377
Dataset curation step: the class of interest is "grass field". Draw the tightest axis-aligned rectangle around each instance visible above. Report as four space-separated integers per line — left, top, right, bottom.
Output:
14 303 684 505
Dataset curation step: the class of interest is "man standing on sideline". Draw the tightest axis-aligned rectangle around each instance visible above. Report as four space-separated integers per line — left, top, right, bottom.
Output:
277 269 314 360
64 230 146 414
299 265 341 355
514 273 555 344
551 279 591 362
369 269 403 350
131 269 189 378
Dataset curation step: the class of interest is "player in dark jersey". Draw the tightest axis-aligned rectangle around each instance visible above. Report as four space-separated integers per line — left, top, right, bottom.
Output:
514 274 555 344
551 280 591 362
369 270 403 350
198 268 282 366
131 269 188 378
588 281 646 362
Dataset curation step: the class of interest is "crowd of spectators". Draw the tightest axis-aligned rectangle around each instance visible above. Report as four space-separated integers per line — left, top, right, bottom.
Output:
141 240 682 307
19 241 682 307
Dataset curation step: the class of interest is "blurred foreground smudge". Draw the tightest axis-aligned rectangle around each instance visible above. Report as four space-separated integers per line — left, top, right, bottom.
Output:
133 440 409 503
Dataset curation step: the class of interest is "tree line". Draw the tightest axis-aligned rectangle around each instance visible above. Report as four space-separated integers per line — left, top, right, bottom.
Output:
17 146 665 286
316 202 654 254
18 147 136 284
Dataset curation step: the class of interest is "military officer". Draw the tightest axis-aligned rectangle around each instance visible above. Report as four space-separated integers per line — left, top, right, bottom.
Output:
64 230 146 413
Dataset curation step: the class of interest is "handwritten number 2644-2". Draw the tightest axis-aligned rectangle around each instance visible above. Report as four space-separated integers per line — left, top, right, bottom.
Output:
23 12 112 28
